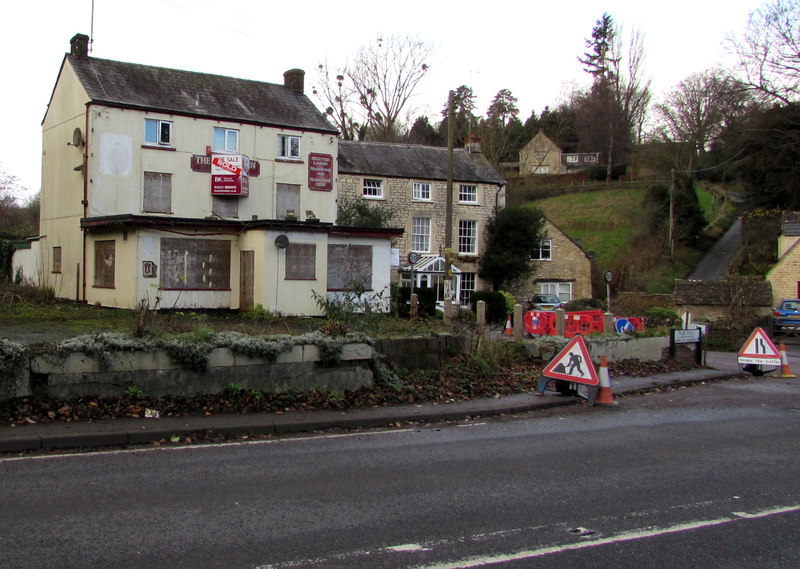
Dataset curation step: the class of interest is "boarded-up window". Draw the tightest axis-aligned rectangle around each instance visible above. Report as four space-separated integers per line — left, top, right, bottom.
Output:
327 244 372 290
159 238 231 290
212 196 238 218
143 172 172 213
94 240 115 288
285 243 316 280
52 246 62 273
276 183 301 219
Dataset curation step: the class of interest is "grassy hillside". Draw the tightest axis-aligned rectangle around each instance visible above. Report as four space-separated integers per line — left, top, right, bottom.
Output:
522 185 710 295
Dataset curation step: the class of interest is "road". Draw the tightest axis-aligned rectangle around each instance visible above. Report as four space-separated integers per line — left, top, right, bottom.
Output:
2 375 799 569
688 219 742 280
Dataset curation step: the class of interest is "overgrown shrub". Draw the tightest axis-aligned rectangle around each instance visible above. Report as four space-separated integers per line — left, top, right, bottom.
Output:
396 286 437 317
471 291 508 323
563 298 604 311
643 307 681 328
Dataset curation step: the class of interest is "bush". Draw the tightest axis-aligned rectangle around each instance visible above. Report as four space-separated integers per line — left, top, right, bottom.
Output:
563 298 604 311
471 291 508 323
644 307 681 327
396 287 437 317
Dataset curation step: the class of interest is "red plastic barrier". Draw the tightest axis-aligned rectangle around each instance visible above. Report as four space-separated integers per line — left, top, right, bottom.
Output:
523 310 645 337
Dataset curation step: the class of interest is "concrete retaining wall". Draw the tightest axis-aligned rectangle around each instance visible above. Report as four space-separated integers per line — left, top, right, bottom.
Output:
20 343 374 399
373 335 467 370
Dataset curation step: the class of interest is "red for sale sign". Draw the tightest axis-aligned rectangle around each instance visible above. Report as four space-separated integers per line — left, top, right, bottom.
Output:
211 154 249 196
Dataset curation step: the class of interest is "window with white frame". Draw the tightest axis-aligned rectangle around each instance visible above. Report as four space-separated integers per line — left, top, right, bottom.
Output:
459 272 476 306
278 134 301 159
412 182 431 200
531 239 552 260
539 282 572 302
458 220 478 254
458 184 477 203
213 127 239 153
532 165 550 174
565 155 579 163
144 119 172 147
411 217 431 252
363 179 383 198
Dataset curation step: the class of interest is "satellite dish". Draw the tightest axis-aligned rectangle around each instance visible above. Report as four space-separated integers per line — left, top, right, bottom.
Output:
274 234 289 249
72 127 84 147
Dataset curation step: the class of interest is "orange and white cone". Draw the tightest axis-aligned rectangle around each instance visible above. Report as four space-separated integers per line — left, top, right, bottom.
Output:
504 314 513 336
595 355 618 406
774 343 797 378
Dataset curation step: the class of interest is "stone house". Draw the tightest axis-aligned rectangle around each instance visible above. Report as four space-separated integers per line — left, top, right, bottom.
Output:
766 214 800 302
337 139 506 306
519 131 563 175
510 219 593 303
14 34 401 315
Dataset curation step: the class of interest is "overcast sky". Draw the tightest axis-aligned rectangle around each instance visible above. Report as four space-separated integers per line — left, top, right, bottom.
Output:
2 0 765 196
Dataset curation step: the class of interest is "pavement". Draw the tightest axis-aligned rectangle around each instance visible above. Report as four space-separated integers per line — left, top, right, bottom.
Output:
0 350 769 454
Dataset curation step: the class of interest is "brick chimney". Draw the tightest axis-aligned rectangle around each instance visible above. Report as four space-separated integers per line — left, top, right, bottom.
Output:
70 33 90 59
283 69 305 93
466 134 482 154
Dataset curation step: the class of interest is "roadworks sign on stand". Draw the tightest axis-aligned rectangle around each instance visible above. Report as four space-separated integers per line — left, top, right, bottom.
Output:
738 327 781 366
537 336 603 405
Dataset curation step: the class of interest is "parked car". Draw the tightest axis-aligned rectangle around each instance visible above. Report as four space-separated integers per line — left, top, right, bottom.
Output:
773 298 800 331
528 294 564 311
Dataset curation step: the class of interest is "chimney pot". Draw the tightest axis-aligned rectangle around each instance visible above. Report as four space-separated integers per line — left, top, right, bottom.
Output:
466 135 482 154
70 33 90 59
283 69 305 94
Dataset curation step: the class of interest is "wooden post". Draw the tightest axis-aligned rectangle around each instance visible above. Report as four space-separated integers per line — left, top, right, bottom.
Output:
555 308 566 337
410 293 419 319
476 300 487 329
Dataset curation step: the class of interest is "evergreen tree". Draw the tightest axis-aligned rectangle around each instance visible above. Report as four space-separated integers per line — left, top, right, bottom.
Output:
478 206 547 291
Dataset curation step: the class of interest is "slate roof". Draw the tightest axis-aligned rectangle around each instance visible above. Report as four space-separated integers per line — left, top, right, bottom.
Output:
64 55 337 133
337 140 506 185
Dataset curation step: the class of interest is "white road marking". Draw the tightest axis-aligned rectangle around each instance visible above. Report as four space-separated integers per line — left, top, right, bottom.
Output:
413 504 800 569
387 543 431 552
0 428 414 463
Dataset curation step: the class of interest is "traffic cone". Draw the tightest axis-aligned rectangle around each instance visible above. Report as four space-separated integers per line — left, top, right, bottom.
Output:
774 343 797 378
504 314 513 336
595 355 618 406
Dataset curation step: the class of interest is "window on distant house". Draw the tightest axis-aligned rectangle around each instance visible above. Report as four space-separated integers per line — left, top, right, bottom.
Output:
94 240 115 288
212 196 238 218
565 155 579 163
143 172 172 213
412 182 431 200
532 165 550 174
458 220 478 254
535 151 546 160
277 134 301 159
458 184 477 203
144 119 172 147
213 127 239 153
160 238 231 290
363 179 383 198
276 183 301 219
285 243 316 280
539 282 572 302
411 217 431 252
531 239 552 260
327 244 373 290
52 246 62 273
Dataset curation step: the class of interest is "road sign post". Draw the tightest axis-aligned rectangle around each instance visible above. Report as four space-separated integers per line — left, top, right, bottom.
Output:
537 336 602 405
738 327 780 374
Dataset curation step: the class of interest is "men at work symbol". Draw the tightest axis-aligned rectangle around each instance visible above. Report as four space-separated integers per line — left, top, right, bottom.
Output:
551 352 585 377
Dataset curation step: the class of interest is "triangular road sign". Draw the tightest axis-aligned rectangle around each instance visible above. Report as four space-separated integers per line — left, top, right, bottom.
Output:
738 327 781 364
542 335 599 386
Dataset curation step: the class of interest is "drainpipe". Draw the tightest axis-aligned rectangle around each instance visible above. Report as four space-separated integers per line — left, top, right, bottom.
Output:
81 103 90 302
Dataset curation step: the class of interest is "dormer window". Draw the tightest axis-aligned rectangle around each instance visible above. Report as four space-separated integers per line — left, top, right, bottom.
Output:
278 134 301 159
213 127 239 153
145 119 172 147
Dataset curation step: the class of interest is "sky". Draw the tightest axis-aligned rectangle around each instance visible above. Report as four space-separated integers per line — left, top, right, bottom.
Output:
1 0 766 197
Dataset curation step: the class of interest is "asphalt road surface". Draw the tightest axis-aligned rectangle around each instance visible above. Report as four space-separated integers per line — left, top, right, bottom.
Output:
2 375 799 569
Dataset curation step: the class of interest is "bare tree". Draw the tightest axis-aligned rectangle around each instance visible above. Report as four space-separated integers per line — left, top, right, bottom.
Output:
728 0 800 103
577 14 651 179
655 69 751 172
313 36 432 141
